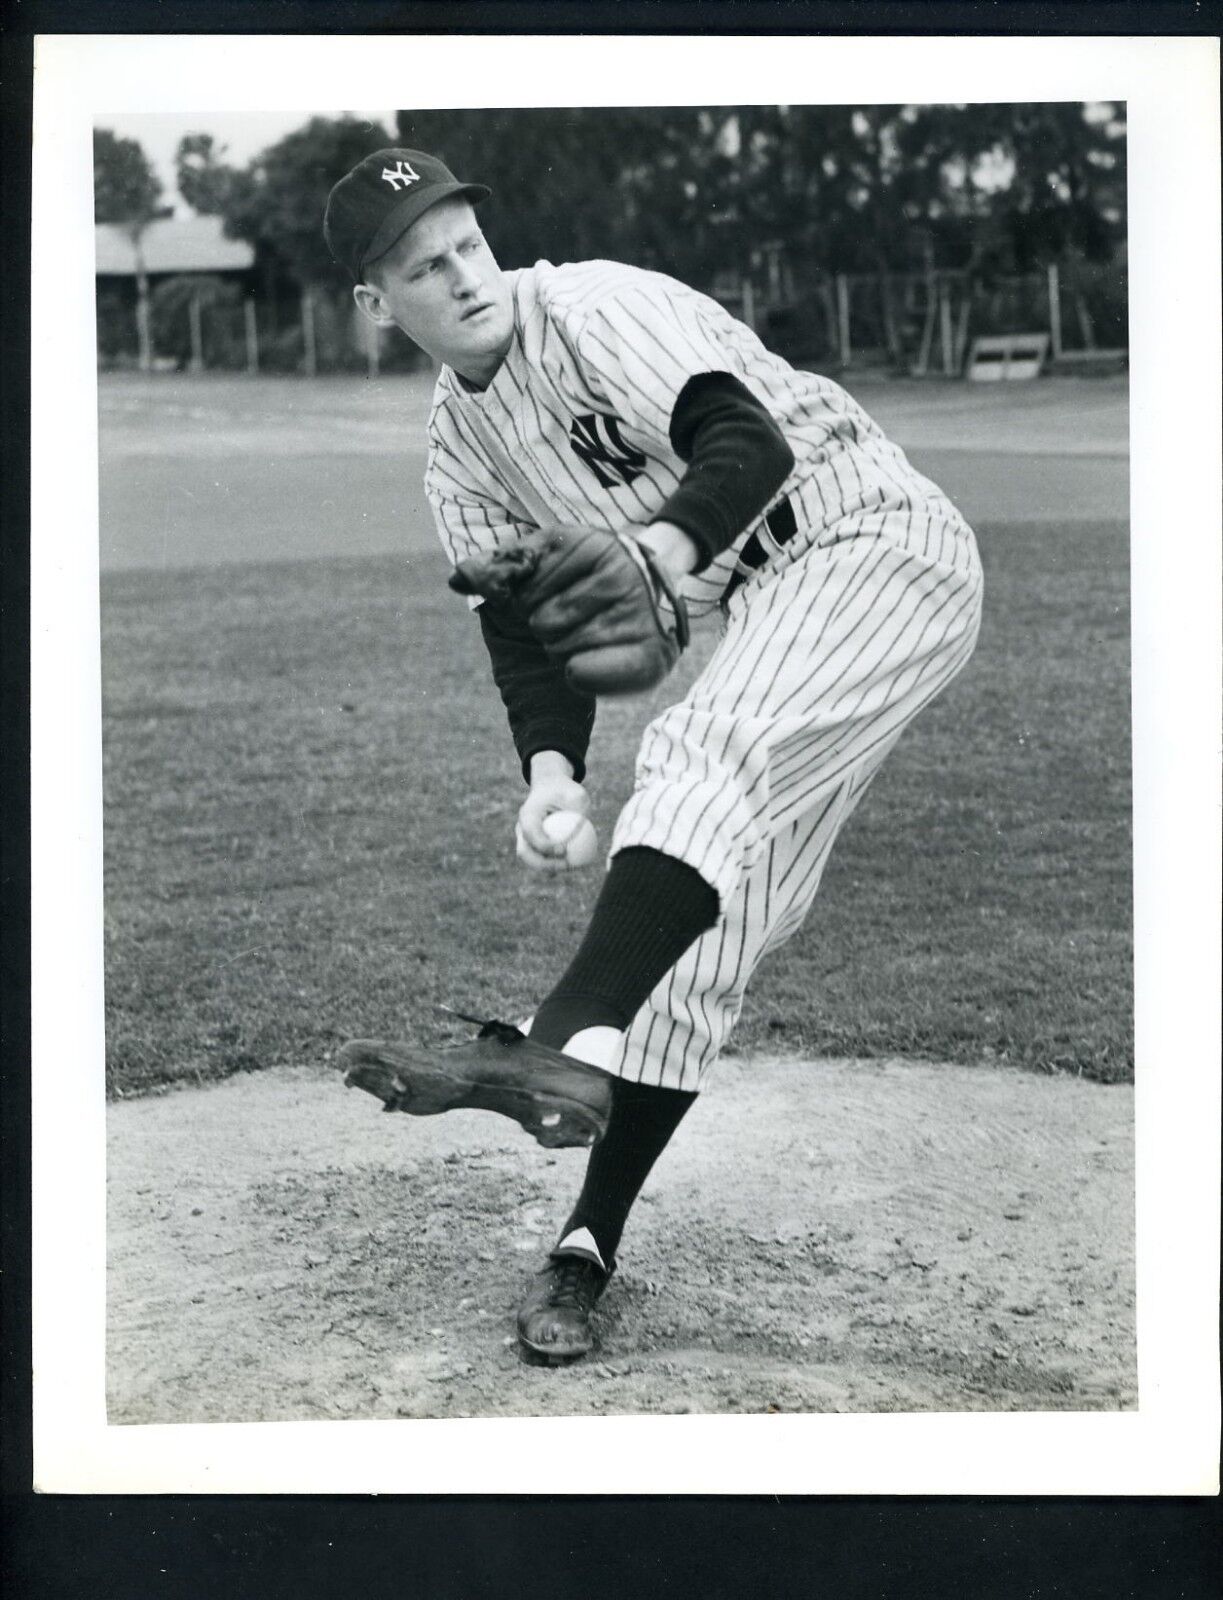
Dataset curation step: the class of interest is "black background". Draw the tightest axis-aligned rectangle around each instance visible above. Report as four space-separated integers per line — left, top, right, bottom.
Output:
3 2 1219 1594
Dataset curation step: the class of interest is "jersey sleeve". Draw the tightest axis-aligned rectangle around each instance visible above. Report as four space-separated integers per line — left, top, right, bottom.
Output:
564 273 754 445
426 452 533 567
655 372 794 569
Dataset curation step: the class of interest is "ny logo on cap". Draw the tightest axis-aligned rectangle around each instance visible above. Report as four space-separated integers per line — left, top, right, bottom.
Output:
381 160 421 192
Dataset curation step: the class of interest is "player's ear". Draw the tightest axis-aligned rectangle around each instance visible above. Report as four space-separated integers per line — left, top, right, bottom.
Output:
354 281 394 328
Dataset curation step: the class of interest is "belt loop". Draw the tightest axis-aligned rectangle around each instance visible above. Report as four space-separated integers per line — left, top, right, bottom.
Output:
721 491 797 609
765 496 798 547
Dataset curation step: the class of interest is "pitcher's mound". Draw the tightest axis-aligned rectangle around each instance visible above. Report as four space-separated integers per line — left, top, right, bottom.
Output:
108 1054 1134 1422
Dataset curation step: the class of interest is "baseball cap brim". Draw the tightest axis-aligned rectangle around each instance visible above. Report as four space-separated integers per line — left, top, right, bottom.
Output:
361 180 492 277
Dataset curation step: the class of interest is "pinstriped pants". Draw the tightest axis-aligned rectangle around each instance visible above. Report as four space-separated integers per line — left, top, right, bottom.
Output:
606 501 984 1092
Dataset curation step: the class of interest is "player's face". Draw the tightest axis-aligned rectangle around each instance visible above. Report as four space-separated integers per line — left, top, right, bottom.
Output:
355 198 513 387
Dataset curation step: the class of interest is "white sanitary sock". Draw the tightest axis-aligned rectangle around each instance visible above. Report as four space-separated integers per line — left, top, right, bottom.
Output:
518 1016 621 1071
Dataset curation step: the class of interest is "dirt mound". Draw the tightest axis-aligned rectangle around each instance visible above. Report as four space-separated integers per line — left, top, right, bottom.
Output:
107 1055 1134 1422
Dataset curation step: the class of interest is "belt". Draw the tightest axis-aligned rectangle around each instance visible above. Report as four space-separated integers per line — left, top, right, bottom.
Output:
720 494 798 606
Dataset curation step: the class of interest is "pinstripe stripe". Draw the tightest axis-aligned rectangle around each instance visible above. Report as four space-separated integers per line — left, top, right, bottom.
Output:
493 363 607 522
633 1010 660 1086
766 577 980 800
774 791 845 896
774 561 963 725
768 788 853 923
694 911 733 1079
774 614 973 812
768 605 981 819
766 772 872 938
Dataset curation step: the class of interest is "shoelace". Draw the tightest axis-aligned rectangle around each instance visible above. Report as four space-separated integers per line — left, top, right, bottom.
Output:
547 1257 604 1311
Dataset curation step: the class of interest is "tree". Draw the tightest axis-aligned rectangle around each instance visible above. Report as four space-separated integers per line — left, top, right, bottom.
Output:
171 104 1126 371
150 274 243 370
395 107 720 280
175 116 395 368
175 132 240 217
94 128 165 371
93 128 163 224
220 115 393 287
686 103 1127 361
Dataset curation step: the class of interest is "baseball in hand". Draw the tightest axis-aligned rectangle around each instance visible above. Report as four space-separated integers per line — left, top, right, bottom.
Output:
542 810 600 868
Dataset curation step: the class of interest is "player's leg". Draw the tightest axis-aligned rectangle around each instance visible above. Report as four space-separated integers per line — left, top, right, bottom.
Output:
610 512 983 914
510 851 717 1359
339 849 718 1159
342 825 721 1158
603 516 982 1092
611 739 897 1092
526 847 720 1050
535 516 981 1093
518 515 982 1357
514 1069 698 1361
513 519 979 1158
514 755 888 1362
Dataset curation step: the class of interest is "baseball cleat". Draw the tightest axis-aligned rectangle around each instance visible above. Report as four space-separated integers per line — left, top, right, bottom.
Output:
338 1017 613 1149
516 1250 613 1364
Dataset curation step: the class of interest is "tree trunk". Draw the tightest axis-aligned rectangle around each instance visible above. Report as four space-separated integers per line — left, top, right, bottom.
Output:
1074 290 1097 351
953 285 972 371
836 275 851 367
816 275 838 363
188 292 204 373
301 287 317 377
244 298 259 375
125 222 154 372
1047 262 1063 359
134 270 152 373
913 281 937 377
939 280 955 374
740 276 756 332
878 266 902 367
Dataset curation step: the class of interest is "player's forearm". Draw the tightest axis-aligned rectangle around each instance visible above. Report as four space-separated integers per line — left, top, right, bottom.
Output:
477 598 596 783
635 520 701 582
528 749 575 783
657 372 796 571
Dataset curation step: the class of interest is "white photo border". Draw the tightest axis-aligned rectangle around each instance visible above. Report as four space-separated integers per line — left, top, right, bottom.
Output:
30 31 1222 1495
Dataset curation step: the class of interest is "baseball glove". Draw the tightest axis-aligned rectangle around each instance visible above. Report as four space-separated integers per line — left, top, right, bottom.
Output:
449 526 690 696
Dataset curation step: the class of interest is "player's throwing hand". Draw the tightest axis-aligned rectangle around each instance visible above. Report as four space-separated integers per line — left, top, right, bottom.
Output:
516 760 592 872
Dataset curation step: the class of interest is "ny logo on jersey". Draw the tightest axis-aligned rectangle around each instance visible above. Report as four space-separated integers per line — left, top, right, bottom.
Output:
381 160 421 192
569 413 648 490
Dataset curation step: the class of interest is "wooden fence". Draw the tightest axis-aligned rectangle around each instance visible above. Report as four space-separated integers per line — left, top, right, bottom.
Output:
720 262 1126 374
96 262 1126 378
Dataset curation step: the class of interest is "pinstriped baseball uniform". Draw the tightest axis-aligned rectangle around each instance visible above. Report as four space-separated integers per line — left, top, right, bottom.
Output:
426 258 983 1092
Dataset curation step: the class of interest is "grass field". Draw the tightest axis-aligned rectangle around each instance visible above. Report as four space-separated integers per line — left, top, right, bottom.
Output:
99 374 1132 1094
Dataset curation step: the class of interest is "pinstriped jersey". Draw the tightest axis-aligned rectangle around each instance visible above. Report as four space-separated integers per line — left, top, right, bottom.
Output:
425 259 962 617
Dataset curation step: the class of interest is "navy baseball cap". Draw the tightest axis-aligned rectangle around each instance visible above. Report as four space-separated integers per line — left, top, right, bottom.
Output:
323 148 491 280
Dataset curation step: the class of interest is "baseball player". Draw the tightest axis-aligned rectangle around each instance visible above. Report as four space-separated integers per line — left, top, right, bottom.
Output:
324 149 983 1364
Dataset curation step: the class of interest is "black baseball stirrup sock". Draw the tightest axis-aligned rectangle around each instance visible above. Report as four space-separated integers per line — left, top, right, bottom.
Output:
557 1077 697 1268
529 847 719 1049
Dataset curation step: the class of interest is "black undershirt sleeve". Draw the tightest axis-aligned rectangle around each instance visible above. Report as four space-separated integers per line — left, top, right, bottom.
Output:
657 370 796 572
474 369 794 780
477 597 597 783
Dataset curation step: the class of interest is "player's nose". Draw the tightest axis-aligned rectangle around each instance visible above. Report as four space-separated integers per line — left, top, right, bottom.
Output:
450 255 482 295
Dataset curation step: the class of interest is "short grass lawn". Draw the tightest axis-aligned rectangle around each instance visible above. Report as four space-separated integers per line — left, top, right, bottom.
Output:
101 516 1132 1094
